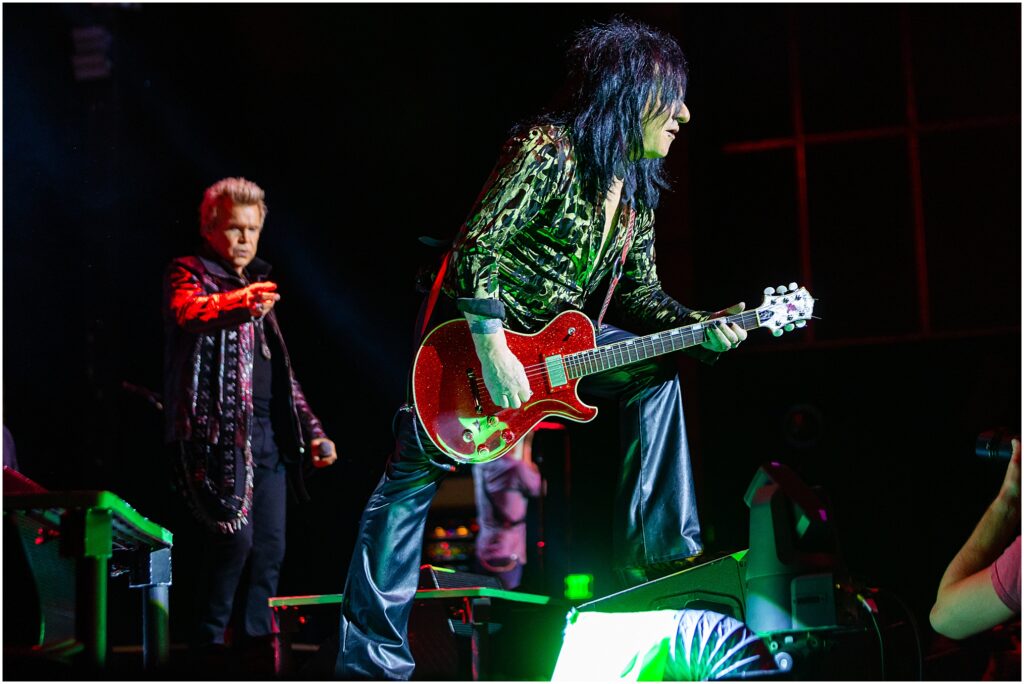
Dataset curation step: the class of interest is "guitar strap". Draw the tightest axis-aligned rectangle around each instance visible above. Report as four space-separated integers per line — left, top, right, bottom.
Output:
595 206 636 331
418 250 451 341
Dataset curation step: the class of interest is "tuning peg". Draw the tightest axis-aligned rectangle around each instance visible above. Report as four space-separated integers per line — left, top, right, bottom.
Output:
788 282 798 291
776 285 788 295
763 286 774 295
772 328 783 337
784 323 795 332
795 320 806 328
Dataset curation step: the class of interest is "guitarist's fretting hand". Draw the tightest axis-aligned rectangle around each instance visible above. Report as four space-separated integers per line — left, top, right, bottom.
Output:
701 302 748 352
468 318 533 409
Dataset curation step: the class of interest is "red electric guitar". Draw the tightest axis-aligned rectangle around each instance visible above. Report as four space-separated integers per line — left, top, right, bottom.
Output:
413 284 815 464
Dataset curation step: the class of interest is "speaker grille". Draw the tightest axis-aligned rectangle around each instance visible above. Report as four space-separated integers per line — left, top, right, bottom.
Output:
418 564 503 590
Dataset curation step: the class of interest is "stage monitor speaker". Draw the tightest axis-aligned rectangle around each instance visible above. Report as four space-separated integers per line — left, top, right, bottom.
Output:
575 551 748 621
409 565 504 680
417 564 502 591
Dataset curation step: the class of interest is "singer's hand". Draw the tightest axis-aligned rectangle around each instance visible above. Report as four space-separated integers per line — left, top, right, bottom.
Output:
311 437 338 468
245 281 280 318
998 438 1020 509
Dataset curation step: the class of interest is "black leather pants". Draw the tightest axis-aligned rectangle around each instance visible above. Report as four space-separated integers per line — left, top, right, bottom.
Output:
334 322 703 679
579 323 704 572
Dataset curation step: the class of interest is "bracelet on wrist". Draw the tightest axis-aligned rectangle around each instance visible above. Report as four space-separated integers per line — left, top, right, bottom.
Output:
457 297 506 320
469 318 503 335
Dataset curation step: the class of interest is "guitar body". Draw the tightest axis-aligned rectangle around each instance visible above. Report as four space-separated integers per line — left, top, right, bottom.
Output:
412 283 815 464
413 310 599 464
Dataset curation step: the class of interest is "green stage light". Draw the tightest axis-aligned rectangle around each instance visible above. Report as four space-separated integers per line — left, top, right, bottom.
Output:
552 609 775 681
564 573 594 600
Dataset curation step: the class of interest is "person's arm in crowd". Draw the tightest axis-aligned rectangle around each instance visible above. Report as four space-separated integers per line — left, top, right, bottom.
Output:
930 439 1020 639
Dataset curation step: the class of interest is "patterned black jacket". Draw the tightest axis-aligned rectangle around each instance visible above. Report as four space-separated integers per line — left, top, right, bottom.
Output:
443 124 717 364
162 251 326 504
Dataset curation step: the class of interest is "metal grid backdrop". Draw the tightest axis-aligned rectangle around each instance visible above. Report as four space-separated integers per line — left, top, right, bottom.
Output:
690 4 1020 350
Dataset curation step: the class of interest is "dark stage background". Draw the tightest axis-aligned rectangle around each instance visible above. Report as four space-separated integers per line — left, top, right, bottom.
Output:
3 2 1021 658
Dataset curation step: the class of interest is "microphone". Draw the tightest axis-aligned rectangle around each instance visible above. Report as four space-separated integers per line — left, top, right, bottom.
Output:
317 441 334 457
975 429 1019 460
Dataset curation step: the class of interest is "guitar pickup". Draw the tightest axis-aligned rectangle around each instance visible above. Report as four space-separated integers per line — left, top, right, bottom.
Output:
545 355 568 388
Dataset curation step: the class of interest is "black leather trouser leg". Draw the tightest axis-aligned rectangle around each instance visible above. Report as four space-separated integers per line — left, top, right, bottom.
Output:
334 407 449 680
578 322 703 572
334 323 703 679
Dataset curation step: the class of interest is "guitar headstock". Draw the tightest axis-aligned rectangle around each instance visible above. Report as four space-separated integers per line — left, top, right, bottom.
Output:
755 282 815 336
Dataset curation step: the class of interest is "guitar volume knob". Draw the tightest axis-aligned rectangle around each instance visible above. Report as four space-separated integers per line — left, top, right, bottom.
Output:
501 429 515 443
462 430 474 443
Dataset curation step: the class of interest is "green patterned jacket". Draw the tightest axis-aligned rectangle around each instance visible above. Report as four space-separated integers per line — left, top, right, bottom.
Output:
444 124 716 363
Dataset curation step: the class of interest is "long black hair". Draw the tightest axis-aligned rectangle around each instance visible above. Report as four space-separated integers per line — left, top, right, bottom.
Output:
538 17 689 210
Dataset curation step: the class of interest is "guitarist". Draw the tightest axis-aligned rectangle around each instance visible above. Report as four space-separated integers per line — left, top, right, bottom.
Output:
336 18 746 679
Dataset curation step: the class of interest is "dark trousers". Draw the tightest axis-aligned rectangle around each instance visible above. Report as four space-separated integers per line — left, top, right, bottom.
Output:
334 322 703 679
196 416 287 645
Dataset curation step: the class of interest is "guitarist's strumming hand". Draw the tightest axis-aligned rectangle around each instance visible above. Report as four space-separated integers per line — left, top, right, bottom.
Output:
701 302 748 352
467 314 533 409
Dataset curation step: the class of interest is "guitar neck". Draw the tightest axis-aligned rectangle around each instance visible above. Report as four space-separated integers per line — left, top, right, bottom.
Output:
564 311 764 379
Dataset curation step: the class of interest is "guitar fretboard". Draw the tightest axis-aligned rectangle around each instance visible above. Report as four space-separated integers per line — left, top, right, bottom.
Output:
564 311 763 379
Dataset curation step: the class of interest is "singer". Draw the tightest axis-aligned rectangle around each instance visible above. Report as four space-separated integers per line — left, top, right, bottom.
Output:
162 177 337 668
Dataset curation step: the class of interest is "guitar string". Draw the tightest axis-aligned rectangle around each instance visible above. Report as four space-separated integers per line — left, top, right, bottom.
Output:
473 325 714 384
457 302 811 404
468 305 819 395
468 311 768 394
440 303 806 451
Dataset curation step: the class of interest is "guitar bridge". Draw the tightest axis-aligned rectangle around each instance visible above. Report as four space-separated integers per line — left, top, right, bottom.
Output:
466 368 484 414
